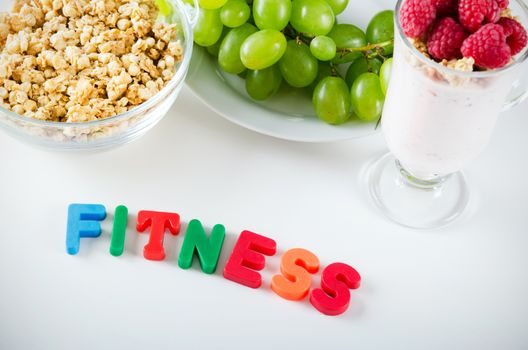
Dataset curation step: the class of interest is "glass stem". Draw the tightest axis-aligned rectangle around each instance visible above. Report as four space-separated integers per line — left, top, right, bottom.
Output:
395 159 450 190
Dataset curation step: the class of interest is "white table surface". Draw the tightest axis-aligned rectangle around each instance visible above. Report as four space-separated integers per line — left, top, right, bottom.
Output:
0 86 527 350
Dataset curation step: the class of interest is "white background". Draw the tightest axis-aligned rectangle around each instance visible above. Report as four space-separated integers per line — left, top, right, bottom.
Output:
0 87 527 349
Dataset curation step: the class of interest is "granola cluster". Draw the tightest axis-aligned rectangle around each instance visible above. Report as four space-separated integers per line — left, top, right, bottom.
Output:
0 0 183 122
410 37 476 73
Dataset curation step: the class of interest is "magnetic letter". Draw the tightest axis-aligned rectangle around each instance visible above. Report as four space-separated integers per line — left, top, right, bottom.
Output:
223 230 277 288
66 203 106 255
178 219 225 274
109 205 128 257
136 210 180 261
309 262 361 316
271 248 320 301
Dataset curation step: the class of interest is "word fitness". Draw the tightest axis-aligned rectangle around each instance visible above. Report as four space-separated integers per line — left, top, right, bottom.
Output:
66 203 361 316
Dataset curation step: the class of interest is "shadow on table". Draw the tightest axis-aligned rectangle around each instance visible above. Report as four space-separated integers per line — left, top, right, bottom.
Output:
72 218 367 321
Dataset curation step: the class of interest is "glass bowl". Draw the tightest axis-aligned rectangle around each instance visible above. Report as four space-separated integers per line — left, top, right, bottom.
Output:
0 0 195 151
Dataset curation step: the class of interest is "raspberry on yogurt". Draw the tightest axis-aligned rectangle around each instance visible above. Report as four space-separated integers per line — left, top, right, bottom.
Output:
461 23 512 69
399 0 527 70
400 0 437 38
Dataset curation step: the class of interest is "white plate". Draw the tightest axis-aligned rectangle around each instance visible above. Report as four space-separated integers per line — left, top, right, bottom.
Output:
186 0 393 142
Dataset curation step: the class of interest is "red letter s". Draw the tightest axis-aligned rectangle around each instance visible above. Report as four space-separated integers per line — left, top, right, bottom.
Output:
310 262 361 316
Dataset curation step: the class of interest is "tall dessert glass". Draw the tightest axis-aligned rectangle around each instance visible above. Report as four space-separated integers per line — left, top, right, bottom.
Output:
367 0 528 229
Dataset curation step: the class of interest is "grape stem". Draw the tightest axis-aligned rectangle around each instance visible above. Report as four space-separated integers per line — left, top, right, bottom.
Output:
336 39 394 57
283 25 312 45
283 25 394 61
329 63 343 79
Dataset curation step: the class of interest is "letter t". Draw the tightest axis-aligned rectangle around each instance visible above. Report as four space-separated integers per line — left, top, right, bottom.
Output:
136 210 180 261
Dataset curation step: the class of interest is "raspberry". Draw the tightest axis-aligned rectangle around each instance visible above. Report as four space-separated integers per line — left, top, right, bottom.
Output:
427 17 468 60
498 17 528 55
400 0 437 38
496 0 508 9
433 0 458 16
487 0 501 22
461 23 512 68
458 0 501 32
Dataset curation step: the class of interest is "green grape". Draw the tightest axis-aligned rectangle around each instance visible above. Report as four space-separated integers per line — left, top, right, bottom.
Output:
253 0 291 30
155 0 172 16
308 61 333 92
345 56 382 88
313 77 351 125
379 57 393 95
220 0 251 28
240 29 287 70
351 72 385 122
290 0 335 36
328 24 367 64
218 23 258 73
245 65 283 100
199 0 228 10
279 40 318 87
324 0 348 15
206 27 230 56
194 8 224 47
366 10 394 55
310 36 336 61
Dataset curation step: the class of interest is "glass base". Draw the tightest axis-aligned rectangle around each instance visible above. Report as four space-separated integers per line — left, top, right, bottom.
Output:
367 153 470 229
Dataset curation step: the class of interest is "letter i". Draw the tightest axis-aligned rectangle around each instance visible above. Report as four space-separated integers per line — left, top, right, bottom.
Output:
110 205 128 256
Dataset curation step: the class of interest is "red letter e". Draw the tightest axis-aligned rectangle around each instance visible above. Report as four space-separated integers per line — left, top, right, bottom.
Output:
223 230 276 289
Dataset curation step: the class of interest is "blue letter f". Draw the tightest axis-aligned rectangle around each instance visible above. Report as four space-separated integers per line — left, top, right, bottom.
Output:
66 204 107 255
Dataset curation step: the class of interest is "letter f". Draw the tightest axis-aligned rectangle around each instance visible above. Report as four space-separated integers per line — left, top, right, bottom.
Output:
66 204 107 255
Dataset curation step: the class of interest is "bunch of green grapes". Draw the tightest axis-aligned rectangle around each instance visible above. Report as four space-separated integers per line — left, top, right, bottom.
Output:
193 0 394 125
